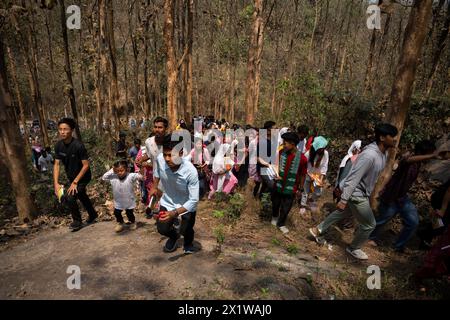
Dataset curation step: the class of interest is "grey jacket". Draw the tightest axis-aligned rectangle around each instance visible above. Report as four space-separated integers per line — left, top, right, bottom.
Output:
340 142 386 203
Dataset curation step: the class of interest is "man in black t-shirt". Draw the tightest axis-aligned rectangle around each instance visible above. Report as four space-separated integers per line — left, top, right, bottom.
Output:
53 118 97 231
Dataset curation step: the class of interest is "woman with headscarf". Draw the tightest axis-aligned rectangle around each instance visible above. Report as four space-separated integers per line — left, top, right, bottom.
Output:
277 127 290 150
247 128 262 198
300 136 329 210
208 135 238 199
187 133 211 199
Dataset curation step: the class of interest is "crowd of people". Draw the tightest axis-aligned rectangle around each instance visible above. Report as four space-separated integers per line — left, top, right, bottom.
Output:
47 115 450 287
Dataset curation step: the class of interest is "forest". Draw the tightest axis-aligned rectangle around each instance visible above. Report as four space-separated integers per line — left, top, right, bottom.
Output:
0 0 449 300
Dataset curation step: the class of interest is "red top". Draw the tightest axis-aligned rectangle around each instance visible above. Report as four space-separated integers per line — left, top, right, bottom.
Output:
305 136 315 152
278 150 308 194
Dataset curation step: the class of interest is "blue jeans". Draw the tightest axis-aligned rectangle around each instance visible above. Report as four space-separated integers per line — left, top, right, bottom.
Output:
369 197 419 250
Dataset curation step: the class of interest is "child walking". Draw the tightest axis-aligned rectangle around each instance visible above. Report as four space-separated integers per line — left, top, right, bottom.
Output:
102 160 144 233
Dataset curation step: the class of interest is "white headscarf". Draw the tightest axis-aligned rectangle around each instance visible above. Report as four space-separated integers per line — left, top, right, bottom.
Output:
278 127 289 146
212 143 234 192
339 140 362 168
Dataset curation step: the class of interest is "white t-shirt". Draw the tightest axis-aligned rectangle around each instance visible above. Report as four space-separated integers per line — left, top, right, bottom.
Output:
38 154 54 172
102 169 143 210
304 150 329 176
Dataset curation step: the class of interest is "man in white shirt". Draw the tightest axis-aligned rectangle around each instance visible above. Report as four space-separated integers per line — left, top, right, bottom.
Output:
38 148 54 172
150 136 199 254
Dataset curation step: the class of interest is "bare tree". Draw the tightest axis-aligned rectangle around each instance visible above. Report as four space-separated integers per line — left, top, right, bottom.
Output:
59 0 82 141
245 0 265 124
0 36 37 223
371 0 434 207
164 0 178 129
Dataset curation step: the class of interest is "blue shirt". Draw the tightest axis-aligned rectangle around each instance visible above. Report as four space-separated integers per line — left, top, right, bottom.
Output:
153 153 199 213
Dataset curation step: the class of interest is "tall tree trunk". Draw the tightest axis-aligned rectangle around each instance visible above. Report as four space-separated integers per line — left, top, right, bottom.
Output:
371 0 434 208
98 0 110 133
123 40 129 126
11 8 50 148
26 0 50 147
363 30 378 96
0 37 37 223
245 0 264 125
308 0 321 64
164 0 178 129
106 0 121 137
44 10 57 110
78 27 88 130
142 0 151 119
6 46 30 151
178 0 187 119
129 0 140 119
152 19 162 117
59 0 82 141
186 0 194 122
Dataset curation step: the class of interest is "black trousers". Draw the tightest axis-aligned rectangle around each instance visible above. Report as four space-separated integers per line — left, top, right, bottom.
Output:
156 206 196 247
32 149 41 169
271 191 295 227
114 208 135 223
254 174 276 199
64 183 97 223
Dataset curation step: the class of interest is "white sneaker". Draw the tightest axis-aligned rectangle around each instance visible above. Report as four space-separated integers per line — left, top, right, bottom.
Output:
309 227 327 245
346 247 368 260
279 226 289 234
271 217 278 226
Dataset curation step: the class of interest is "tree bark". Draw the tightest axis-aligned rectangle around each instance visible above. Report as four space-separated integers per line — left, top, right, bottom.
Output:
6 45 30 151
26 1 50 147
245 0 265 125
98 0 110 133
363 30 378 96
142 0 151 119
11 7 50 148
106 0 121 137
44 10 57 110
164 0 178 129
371 0 434 208
59 0 82 141
308 0 321 64
0 37 37 223
186 0 194 122
129 0 140 119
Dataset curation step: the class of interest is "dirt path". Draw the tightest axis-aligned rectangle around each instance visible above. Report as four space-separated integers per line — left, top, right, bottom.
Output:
0 203 338 300
0 184 447 300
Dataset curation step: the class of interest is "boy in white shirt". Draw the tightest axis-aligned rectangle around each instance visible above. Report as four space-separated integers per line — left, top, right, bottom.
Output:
102 160 144 233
